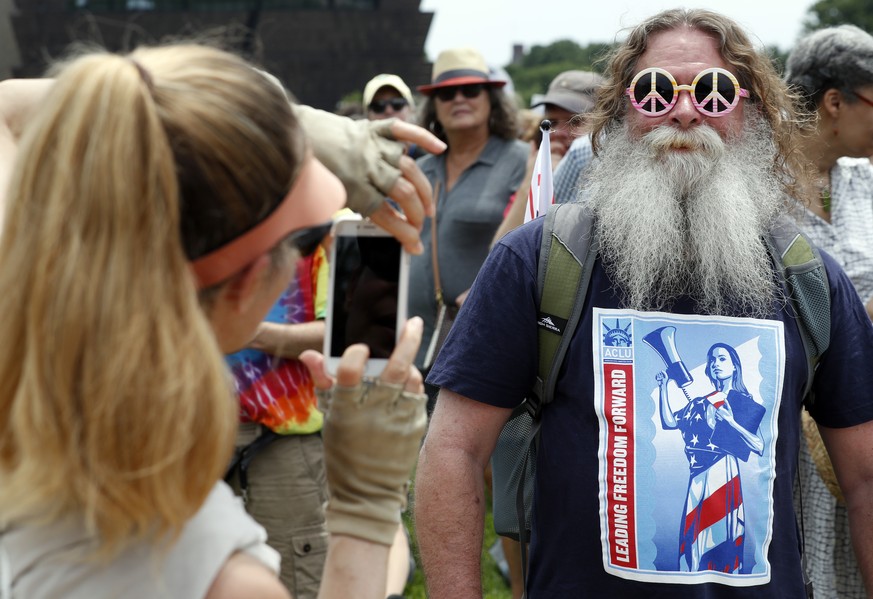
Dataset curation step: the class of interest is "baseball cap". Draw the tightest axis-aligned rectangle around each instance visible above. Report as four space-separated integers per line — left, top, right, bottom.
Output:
363 74 415 109
533 70 603 114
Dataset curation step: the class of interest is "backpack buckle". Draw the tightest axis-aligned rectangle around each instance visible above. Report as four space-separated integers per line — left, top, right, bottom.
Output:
523 396 542 419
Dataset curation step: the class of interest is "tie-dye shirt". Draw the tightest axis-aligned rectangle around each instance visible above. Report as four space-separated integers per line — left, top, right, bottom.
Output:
226 247 328 434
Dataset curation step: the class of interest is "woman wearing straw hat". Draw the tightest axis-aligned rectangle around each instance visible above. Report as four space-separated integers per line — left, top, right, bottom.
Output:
412 47 527 379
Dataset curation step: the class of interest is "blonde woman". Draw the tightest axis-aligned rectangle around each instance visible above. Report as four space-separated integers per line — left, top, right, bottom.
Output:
0 44 440 599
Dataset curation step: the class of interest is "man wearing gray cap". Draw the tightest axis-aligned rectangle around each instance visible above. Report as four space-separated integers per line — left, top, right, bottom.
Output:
492 69 602 245
532 70 602 161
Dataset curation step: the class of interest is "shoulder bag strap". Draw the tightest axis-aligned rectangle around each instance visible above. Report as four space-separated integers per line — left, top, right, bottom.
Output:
422 182 446 368
430 181 445 308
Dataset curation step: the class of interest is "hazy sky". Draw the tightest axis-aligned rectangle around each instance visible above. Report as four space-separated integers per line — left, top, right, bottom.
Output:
418 0 814 67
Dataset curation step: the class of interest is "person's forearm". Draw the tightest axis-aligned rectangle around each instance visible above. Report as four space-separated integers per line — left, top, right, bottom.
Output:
658 384 676 429
865 295 873 321
248 320 325 358
0 79 55 139
317 535 390 599
722 413 763 454
0 119 15 219
491 186 529 248
820 421 873 595
846 480 873 595
415 440 487 598
492 142 537 248
0 79 55 214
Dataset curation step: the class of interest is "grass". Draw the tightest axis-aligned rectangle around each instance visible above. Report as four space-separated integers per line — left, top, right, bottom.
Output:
401 472 514 599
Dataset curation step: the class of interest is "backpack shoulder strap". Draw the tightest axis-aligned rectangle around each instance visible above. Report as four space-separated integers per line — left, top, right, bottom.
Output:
530 202 598 415
766 215 831 407
513 202 598 576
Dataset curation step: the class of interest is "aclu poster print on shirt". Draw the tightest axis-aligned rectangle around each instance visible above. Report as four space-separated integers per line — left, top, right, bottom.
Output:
592 308 785 586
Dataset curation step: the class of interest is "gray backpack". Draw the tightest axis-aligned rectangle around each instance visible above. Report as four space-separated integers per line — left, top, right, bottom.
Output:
490 202 831 563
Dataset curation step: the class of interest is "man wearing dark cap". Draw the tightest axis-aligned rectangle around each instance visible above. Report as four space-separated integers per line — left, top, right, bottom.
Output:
491 69 602 245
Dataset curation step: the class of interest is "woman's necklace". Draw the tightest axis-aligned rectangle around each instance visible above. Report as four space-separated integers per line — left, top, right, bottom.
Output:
816 170 832 215
821 185 831 213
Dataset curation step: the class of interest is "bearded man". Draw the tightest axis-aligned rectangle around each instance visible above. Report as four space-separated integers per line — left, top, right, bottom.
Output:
414 8 873 598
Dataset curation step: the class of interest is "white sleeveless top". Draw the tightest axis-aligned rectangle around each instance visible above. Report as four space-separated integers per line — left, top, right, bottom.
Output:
0 481 279 599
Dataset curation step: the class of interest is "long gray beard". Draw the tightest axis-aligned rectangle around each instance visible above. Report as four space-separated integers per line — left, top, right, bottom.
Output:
585 113 786 317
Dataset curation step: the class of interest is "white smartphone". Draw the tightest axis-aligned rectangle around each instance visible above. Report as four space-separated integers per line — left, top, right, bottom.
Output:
324 215 410 377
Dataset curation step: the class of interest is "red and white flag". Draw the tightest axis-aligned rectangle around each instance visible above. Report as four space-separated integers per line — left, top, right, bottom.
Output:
524 122 554 224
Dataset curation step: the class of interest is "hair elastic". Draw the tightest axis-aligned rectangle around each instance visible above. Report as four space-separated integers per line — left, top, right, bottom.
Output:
190 157 346 289
127 58 154 90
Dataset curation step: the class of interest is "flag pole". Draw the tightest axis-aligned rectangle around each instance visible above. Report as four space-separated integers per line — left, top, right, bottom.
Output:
524 119 554 224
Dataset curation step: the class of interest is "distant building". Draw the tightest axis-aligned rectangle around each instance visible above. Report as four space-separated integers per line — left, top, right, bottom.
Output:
511 43 524 65
0 0 21 79
6 0 433 111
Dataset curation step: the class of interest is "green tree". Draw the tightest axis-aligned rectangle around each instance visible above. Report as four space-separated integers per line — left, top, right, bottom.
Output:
506 39 614 107
803 0 873 33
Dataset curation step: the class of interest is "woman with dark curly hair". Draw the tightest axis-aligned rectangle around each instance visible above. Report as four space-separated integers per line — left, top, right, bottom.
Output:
411 47 527 374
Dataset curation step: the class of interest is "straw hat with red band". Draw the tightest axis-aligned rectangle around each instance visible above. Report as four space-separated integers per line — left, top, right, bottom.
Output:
417 47 506 95
191 156 346 289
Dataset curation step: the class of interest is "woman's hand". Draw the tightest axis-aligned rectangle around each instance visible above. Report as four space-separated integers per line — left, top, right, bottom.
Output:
292 105 446 256
299 318 427 546
367 121 447 256
301 317 423 394
714 400 735 424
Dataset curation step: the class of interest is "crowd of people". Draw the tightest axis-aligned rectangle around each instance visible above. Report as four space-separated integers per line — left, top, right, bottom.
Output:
1 6 873 599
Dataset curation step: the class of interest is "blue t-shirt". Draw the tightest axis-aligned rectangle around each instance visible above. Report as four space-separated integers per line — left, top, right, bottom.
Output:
428 218 873 597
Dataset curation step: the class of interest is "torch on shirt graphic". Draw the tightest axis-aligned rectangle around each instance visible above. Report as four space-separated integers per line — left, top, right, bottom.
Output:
644 326 766 574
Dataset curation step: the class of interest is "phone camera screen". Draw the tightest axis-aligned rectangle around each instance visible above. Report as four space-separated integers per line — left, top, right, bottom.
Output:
329 235 401 359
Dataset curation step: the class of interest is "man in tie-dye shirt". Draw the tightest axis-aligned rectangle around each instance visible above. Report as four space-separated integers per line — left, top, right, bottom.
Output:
225 245 329 599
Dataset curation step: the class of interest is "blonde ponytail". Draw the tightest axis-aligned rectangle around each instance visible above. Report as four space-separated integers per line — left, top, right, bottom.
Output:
0 46 290 556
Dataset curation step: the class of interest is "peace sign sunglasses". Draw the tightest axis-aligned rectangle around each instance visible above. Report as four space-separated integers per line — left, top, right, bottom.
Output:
626 67 750 118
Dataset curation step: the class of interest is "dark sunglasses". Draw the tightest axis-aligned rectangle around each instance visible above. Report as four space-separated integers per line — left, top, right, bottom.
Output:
286 221 333 257
368 98 409 114
434 83 485 102
852 90 873 108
